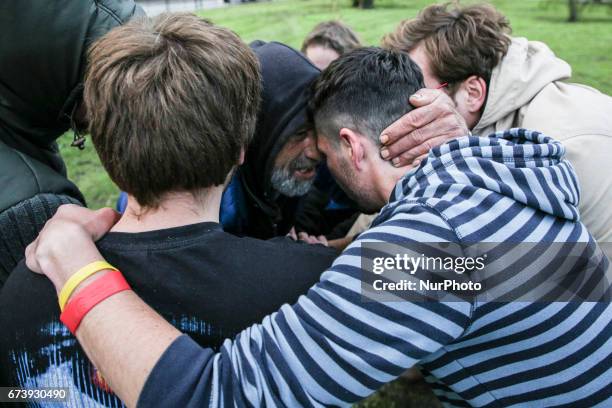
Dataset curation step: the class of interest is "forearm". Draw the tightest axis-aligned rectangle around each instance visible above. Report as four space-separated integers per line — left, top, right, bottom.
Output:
75 289 181 407
29 204 471 407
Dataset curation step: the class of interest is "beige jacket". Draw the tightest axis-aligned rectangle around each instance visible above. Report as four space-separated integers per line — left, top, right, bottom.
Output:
473 37 612 243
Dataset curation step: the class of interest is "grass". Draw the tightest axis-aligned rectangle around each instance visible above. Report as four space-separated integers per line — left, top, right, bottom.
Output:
60 0 612 209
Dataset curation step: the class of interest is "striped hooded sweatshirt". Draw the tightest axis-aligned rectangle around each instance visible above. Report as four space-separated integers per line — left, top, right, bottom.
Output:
139 128 611 408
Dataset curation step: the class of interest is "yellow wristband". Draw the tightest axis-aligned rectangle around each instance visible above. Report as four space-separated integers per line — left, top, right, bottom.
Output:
58 261 118 311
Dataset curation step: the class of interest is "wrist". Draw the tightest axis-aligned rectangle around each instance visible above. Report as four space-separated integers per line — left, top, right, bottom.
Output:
39 253 107 295
60 269 131 335
58 261 119 311
68 269 113 302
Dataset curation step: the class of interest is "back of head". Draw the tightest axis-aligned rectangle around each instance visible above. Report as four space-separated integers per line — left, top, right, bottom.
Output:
382 2 511 87
310 47 424 145
301 20 362 55
84 13 261 208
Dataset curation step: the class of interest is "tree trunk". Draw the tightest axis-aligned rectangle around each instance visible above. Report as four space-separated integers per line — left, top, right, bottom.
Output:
568 0 579 22
352 0 374 8
361 0 374 8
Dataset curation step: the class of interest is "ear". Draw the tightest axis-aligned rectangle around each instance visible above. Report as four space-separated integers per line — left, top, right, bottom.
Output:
462 75 487 113
339 128 366 171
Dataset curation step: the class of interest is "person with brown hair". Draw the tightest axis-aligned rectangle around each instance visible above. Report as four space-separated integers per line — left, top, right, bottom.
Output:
381 2 612 244
301 20 362 70
0 13 337 405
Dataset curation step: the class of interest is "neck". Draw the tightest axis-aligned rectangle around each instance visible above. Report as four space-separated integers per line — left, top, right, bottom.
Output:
111 187 223 233
375 161 412 205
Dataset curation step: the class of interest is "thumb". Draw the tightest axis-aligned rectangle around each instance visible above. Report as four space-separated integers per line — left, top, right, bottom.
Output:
408 88 441 108
87 208 121 241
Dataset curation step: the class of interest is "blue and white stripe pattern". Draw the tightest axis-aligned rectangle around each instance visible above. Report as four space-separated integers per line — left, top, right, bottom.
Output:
140 129 611 407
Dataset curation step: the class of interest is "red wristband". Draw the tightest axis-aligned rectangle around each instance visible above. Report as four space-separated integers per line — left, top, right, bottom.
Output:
60 270 131 335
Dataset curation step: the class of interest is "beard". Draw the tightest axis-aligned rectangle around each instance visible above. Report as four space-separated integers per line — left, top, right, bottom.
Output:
270 154 317 197
330 160 383 214
335 176 381 214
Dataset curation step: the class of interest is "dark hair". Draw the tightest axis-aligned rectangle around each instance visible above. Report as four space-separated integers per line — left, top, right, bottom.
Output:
382 2 511 88
84 13 261 208
301 20 361 55
310 47 424 145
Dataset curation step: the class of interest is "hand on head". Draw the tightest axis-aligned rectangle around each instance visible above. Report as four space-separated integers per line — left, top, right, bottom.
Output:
25 204 120 292
379 88 470 167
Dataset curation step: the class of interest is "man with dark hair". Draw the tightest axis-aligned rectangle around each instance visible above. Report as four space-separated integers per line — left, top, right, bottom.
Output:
0 0 142 286
311 48 425 213
0 14 336 405
23 47 611 407
381 2 612 244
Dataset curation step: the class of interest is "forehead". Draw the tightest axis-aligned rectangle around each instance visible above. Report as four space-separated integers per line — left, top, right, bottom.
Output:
314 132 331 155
408 44 439 87
305 44 340 71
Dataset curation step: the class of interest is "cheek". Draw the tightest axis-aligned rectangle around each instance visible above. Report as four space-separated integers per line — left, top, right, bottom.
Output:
451 90 471 118
421 72 439 89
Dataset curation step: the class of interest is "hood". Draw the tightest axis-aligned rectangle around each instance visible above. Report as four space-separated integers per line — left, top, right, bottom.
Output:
0 0 143 173
474 37 571 132
239 41 320 207
390 128 580 225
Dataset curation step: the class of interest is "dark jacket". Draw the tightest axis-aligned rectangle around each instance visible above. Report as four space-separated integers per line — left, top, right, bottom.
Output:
0 0 142 283
0 222 337 405
220 41 321 239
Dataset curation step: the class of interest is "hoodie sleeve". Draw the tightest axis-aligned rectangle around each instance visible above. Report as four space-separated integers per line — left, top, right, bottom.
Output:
0 193 83 285
138 203 473 407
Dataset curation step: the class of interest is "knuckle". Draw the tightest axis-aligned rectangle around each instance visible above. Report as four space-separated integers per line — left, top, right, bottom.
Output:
56 205 69 217
410 128 424 144
407 111 423 128
400 152 413 163
421 139 434 152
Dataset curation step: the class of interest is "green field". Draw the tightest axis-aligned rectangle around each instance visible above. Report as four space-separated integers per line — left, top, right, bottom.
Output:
60 0 612 209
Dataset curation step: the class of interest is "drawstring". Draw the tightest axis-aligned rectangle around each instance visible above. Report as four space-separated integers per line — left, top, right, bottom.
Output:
69 102 86 150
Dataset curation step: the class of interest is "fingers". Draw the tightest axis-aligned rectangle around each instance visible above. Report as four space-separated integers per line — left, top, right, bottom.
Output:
23 204 117 290
297 232 328 246
298 232 314 243
379 88 446 146
388 118 462 166
412 153 429 168
25 240 42 273
87 208 121 241
53 205 118 241
381 90 469 166
407 88 444 108
287 227 298 241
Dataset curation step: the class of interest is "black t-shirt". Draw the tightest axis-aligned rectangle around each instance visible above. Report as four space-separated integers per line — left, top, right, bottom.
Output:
0 222 336 407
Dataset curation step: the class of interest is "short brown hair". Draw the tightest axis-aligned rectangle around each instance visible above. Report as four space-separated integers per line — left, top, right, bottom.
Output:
382 2 511 87
301 20 361 55
84 13 261 208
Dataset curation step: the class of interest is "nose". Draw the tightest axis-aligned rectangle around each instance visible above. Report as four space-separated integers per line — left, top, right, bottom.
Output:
303 135 322 162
